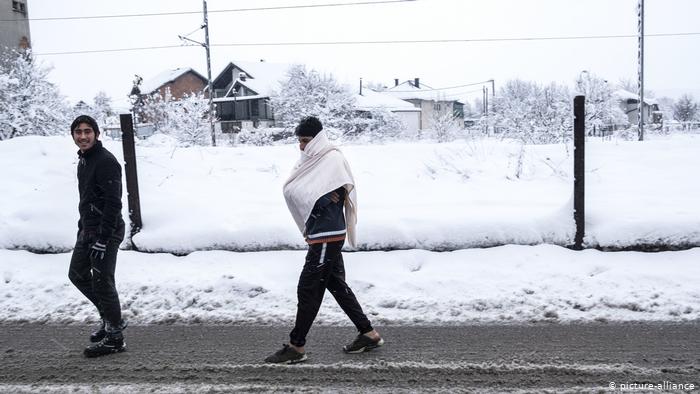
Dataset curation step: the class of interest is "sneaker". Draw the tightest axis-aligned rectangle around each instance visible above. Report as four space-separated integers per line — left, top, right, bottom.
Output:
90 320 106 343
264 344 308 364
84 332 126 358
343 334 384 354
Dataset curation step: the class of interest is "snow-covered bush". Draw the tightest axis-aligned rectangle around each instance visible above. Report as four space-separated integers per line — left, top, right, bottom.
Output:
349 107 406 143
491 79 573 144
141 89 211 146
271 64 357 138
575 72 628 134
0 50 71 140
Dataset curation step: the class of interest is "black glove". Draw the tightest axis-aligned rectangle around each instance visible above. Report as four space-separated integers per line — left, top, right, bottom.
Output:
89 241 107 263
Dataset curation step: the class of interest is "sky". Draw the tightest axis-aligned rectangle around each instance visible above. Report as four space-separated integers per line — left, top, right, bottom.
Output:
23 0 700 109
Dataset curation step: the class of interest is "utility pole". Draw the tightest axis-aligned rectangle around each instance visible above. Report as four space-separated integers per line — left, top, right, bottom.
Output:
637 0 644 141
203 0 215 147
179 0 216 146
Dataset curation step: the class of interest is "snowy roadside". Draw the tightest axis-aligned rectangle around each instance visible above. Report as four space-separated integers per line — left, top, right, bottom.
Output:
2 245 699 325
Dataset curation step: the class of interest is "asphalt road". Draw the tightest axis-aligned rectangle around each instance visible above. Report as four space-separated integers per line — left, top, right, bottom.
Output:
0 323 698 393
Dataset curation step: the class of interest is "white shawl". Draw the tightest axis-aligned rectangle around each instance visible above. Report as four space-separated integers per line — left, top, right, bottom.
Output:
282 131 358 248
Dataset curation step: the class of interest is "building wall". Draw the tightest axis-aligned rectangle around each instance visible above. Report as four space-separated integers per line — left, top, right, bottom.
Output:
395 111 421 134
621 101 654 124
156 73 207 99
0 0 31 51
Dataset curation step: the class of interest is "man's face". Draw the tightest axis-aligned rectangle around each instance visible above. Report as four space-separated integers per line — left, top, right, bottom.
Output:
298 136 312 151
73 123 97 152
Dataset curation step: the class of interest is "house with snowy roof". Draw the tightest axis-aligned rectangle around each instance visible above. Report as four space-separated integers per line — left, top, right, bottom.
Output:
614 89 662 124
136 68 208 100
211 60 425 134
211 60 289 132
355 86 422 133
382 78 464 130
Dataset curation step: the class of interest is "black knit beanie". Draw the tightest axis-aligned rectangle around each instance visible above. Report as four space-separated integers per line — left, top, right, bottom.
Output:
71 115 100 137
294 116 323 137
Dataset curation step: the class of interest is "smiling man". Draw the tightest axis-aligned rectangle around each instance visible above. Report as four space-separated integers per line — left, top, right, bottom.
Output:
69 115 127 358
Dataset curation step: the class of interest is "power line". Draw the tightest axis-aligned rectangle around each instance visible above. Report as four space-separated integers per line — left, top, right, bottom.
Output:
388 80 494 92
0 0 415 22
209 32 700 47
31 32 700 56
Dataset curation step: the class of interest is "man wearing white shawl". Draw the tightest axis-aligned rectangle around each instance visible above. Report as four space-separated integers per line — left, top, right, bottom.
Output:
265 116 383 364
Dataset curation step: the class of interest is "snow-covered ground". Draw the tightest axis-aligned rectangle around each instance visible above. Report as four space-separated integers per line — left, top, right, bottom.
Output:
1 133 699 253
1 245 699 324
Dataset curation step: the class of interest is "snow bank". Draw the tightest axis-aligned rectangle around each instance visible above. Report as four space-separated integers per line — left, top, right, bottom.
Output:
1 245 698 324
1 134 699 253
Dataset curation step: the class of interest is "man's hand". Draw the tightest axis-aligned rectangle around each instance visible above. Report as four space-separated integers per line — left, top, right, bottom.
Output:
89 241 107 263
329 191 340 203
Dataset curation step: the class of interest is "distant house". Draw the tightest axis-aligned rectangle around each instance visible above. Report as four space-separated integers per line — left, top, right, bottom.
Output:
0 0 31 51
138 68 208 100
355 87 422 133
211 60 290 132
614 89 662 124
382 78 464 130
211 60 430 134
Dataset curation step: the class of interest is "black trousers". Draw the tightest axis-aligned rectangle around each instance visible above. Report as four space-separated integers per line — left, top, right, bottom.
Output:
290 240 373 347
68 232 122 327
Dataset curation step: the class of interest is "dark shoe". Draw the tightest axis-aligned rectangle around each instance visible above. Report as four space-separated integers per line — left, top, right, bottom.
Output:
84 332 126 358
264 344 308 364
90 320 106 343
343 334 384 354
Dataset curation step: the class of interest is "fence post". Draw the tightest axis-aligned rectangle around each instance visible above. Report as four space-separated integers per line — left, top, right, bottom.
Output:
120 114 143 242
573 96 585 250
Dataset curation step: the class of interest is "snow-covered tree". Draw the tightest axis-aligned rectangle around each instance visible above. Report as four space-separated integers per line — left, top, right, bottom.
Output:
92 91 114 127
0 50 71 140
491 79 572 144
575 72 628 133
426 101 460 142
673 94 698 124
168 92 210 146
270 64 357 138
353 107 406 142
141 89 210 146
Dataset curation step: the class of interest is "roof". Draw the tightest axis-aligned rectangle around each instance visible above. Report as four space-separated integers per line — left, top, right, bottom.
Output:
383 80 463 103
355 87 421 112
614 89 658 105
140 68 208 95
216 60 291 97
213 95 266 103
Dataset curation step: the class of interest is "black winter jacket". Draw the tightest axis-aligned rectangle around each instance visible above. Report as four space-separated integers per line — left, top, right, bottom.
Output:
76 140 125 243
304 187 347 244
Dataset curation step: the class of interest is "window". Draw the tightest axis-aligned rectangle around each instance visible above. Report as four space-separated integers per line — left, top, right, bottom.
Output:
12 1 26 14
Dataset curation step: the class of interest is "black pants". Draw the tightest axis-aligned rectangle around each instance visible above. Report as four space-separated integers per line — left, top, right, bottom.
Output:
68 232 122 327
290 240 373 347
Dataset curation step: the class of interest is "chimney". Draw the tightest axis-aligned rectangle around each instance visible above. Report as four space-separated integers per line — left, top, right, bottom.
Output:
394 78 399 87
359 77 363 96
414 78 420 88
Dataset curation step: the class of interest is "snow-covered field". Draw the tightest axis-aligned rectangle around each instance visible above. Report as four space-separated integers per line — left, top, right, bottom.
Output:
1 133 699 253
2 245 699 324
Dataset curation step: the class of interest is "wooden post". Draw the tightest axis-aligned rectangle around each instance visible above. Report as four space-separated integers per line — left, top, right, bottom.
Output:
120 114 143 239
573 96 585 250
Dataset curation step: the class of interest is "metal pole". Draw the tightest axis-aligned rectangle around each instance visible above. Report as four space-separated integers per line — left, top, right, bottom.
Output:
490 79 495 98
484 87 488 116
120 114 143 242
203 0 216 146
637 0 644 141
573 96 585 250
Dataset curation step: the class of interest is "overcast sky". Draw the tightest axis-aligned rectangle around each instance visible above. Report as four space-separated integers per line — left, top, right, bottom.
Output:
26 0 700 109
